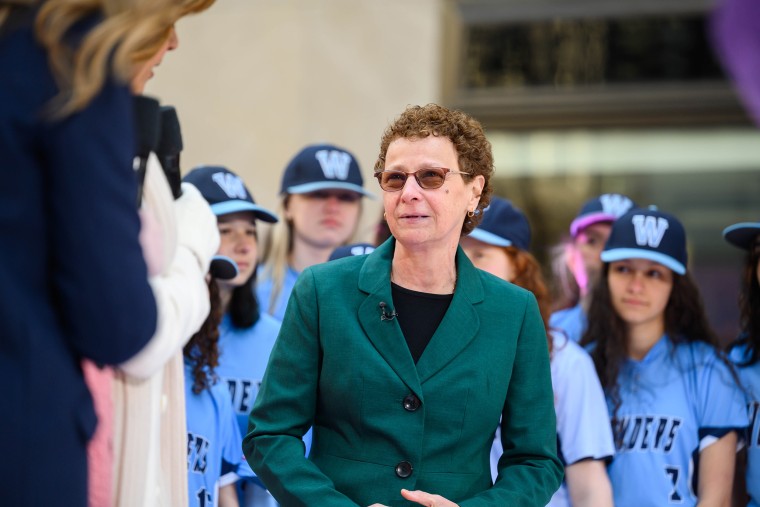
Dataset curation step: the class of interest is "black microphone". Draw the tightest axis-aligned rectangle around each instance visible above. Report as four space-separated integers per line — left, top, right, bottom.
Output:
379 301 398 321
156 105 183 200
209 255 239 280
133 95 161 207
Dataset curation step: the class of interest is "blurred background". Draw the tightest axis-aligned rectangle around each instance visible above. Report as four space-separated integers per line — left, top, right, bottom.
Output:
147 0 760 342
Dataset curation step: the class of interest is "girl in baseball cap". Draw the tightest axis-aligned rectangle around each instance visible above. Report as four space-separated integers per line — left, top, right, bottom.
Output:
722 218 760 507
182 165 286 504
550 193 637 344
582 207 747 507
258 143 374 321
461 197 615 507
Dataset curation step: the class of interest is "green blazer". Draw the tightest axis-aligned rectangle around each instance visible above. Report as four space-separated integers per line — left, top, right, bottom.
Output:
244 239 562 506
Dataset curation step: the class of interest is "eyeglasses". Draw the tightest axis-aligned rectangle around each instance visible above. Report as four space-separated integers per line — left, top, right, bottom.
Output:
374 167 470 192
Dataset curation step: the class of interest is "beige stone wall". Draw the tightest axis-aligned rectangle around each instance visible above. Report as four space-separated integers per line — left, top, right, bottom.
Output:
146 0 449 243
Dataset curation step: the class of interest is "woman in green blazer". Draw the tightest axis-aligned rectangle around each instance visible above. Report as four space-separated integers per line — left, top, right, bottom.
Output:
244 104 562 506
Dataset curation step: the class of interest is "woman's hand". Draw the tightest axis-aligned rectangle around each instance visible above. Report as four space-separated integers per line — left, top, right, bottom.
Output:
401 489 460 506
368 489 460 507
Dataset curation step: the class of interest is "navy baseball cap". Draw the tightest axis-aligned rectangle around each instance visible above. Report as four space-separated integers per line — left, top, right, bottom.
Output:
279 143 374 198
468 197 531 251
570 193 636 238
601 207 687 275
328 242 376 261
723 220 760 250
183 165 278 222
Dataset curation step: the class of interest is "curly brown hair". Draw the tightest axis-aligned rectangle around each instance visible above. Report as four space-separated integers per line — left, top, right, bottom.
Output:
374 104 493 235
183 278 223 395
581 265 720 418
502 246 553 353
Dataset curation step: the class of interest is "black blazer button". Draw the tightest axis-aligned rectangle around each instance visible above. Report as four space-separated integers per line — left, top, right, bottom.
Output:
395 461 413 478
402 394 420 412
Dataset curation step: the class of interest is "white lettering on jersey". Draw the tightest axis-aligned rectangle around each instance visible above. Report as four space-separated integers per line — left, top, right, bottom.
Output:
315 149 351 180
632 215 669 248
613 415 682 453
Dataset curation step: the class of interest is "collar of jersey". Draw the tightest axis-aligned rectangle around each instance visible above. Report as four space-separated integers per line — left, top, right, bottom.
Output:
627 334 669 366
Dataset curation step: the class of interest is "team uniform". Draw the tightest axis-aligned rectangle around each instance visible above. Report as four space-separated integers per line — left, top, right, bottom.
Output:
185 363 247 507
729 343 760 507
606 335 748 506
215 312 282 507
256 266 299 322
549 304 587 344
490 331 614 506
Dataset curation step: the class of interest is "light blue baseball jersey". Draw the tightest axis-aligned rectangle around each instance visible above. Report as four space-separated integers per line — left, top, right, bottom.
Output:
256 266 299 322
491 331 614 506
185 363 246 507
608 335 748 507
216 312 312 507
549 303 587 343
216 313 281 434
729 343 760 507
216 313 282 507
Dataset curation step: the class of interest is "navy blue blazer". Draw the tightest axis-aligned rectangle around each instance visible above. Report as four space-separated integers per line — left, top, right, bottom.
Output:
0 16 156 505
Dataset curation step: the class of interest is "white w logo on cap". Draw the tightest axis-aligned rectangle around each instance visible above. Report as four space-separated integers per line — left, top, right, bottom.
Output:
632 215 669 248
211 172 247 199
600 194 634 218
315 150 351 180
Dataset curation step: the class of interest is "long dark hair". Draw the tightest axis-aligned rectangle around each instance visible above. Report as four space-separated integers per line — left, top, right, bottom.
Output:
184 279 223 394
581 264 719 418
228 270 259 329
729 249 760 366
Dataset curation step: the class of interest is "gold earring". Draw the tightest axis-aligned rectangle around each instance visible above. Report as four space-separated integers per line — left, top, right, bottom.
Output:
383 211 387 220
467 210 475 218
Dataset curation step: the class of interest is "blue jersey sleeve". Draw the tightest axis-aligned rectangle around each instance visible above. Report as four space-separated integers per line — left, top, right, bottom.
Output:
696 351 749 448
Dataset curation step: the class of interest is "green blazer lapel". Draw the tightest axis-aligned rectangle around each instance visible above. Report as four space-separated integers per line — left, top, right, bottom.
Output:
357 239 422 396
416 247 484 384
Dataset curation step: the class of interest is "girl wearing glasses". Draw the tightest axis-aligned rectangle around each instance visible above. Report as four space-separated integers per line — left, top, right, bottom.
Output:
723 219 760 507
244 104 561 506
460 197 614 507
257 143 373 322
581 207 747 507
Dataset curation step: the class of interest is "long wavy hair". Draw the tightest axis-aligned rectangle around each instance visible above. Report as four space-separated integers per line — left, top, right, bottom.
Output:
228 264 260 329
549 238 581 312
1 0 214 117
581 264 720 418
729 249 760 366
259 197 293 316
502 246 553 354
184 278 223 394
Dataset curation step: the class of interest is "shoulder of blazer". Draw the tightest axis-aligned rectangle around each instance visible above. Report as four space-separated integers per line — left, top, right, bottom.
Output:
457 245 533 306
305 254 367 293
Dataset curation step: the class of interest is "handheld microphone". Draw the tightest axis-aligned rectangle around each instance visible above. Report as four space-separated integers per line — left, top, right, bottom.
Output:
209 255 239 280
156 105 183 200
132 95 161 207
379 301 398 321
